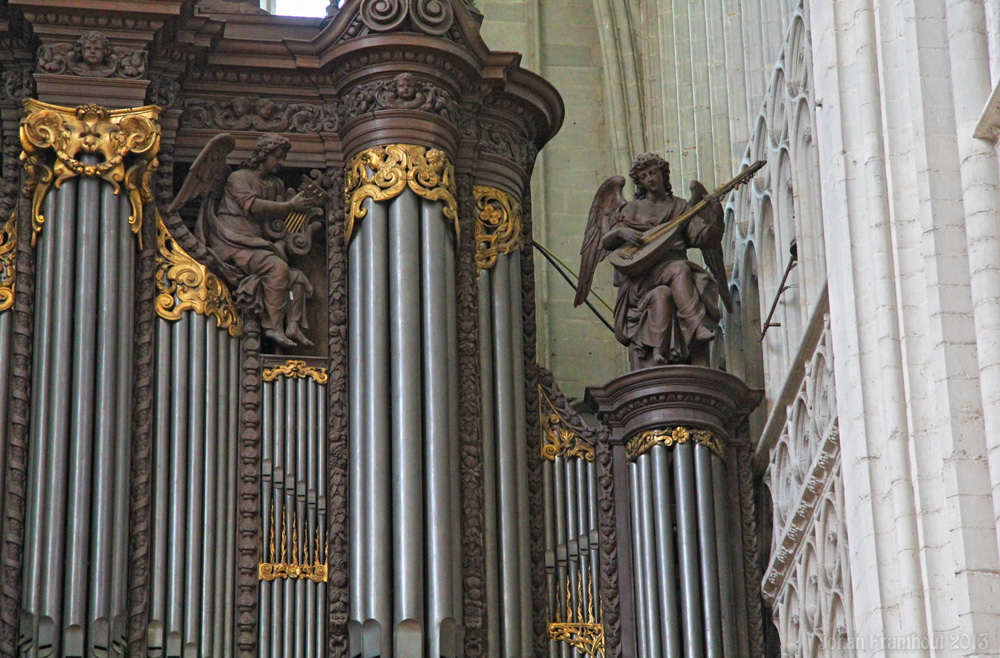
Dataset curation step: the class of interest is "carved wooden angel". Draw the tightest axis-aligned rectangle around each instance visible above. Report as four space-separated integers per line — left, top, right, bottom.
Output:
168 132 323 347
575 152 733 370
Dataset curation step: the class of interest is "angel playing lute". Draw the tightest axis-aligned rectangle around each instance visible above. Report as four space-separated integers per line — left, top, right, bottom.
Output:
168 132 323 347
575 152 737 370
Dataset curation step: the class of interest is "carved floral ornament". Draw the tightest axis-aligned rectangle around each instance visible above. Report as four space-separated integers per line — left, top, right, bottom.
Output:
473 185 522 272
539 387 595 462
20 99 161 247
154 211 243 337
0 208 16 313
625 426 725 462
262 359 329 385
344 144 459 243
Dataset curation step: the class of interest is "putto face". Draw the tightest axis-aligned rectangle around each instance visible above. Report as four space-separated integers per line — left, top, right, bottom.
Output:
394 75 416 100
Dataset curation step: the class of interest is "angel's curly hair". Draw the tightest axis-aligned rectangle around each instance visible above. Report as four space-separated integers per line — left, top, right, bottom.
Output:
74 31 112 61
629 152 672 199
241 133 292 170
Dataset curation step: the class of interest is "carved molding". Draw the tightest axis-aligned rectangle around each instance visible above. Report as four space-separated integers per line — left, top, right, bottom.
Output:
262 359 329 385
127 204 157 655
456 170 487 655
37 31 148 79
20 99 160 246
594 425 622 657
236 314 262 657
343 144 459 242
473 185 522 272
0 208 15 313
320 165 350 658
625 426 725 462
339 74 458 124
154 212 243 337
179 98 340 134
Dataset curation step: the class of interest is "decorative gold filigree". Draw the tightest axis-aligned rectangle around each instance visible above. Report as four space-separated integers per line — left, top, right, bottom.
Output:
262 359 329 385
549 563 604 657
0 208 16 313
20 99 160 246
473 185 522 271
259 500 327 583
344 144 459 242
625 426 725 462
539 387 595 461
154 211 242 337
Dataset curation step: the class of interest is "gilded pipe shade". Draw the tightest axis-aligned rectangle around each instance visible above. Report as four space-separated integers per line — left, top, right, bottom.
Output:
343 144 459 243
20 99 160 247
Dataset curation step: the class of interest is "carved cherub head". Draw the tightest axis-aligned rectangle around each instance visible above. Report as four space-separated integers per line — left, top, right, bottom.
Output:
393 72 416 101
74 31 112 70
629 152 673 199
242 133 293 174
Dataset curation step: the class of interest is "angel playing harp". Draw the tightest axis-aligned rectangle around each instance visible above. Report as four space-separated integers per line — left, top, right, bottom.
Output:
169 132 323 347
575 152 737 370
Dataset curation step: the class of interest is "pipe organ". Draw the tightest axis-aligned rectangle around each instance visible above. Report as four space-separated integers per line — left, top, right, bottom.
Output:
0 2 764 657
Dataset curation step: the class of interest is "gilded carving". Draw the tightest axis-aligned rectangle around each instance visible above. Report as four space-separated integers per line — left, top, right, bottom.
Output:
262 359 329 385
154 211 243 337
473 185 522 271
539 387 595 462
0 209 15 313
20 99 160 246
548 565 605 657
259 504 328 584
625 426 724 462
344 144 459 242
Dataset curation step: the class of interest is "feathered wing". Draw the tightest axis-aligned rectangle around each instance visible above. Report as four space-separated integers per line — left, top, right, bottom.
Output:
167 133 235 213
575 175 626 307
702 246 733 313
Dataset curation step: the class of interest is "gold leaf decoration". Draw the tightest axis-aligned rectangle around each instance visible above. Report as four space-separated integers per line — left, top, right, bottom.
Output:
474 185 522 271
262 359 329 385
344 144 459 243
539 387 595 462
0 208 16 313
154 211 242 337
625 426 725 462
548 563 604 656
20 99 160 247
259 500 327 583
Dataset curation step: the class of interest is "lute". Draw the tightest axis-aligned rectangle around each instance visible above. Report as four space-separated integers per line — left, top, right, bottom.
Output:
607 160 766 277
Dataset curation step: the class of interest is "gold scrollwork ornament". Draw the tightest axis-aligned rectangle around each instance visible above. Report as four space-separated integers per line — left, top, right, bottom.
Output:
0 208 16 313
154 212 243 337
20 99 160 246
262 359 329 385
344 144 459 243
625 426 725 462
474 185 522 271
539 387 595 462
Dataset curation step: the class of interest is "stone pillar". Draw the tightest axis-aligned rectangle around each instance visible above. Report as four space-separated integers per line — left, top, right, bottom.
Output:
586 365 760 658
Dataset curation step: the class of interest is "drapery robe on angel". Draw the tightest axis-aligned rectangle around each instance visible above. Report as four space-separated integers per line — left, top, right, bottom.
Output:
208 168 312 332
610 196 722 369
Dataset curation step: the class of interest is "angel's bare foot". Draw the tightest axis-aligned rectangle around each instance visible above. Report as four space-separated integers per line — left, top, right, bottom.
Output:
265 328 295 347
285 322 314 347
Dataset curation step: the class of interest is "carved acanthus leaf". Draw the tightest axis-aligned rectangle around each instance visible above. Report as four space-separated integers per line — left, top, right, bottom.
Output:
180 98 340 133
344 144 459 242
37 31 148 79
473 185 522 272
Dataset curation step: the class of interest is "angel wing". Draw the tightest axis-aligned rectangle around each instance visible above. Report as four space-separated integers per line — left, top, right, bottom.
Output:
167 133 235 214
688 180 733 314
575 175 626 307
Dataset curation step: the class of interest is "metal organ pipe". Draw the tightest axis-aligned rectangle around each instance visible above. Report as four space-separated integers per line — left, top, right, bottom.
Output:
363 196 392 655
477 272 502 654
652 446 681 656
422 196 452 656
391 189 424 635
695 446 723 657
348 200 367 628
